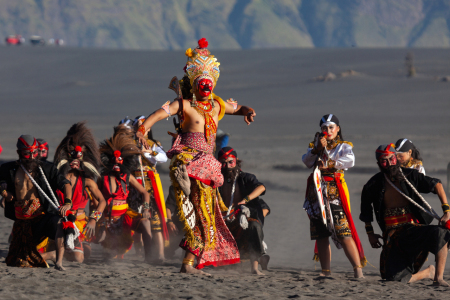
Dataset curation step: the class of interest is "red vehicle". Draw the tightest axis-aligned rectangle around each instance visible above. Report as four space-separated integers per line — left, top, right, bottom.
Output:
5 35 24 45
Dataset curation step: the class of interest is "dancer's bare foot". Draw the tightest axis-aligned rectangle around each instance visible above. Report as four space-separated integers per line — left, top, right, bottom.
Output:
175 165 190 196
55 264 66 271
180 264 211 276
409 265 435 283
426 265 435 279
354 267 364 278
319 270 332 277
260 254 270 271
251 268 265 275
41 251 56 264
432 279 450 287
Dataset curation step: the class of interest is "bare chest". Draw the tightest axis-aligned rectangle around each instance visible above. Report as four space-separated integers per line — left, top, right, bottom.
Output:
383 180 409 208
183 105 220 132
15 168 38 200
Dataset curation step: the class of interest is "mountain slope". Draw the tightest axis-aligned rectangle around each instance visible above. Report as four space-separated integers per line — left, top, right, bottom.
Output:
1 0 450 49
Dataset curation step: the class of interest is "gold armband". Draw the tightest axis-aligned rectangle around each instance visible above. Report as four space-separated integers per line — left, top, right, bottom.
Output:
442 204 450 213
137 124 146 136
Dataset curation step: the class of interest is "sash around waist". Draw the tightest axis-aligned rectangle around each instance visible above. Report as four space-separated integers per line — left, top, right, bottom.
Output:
384 213 415 229
110 203 129 217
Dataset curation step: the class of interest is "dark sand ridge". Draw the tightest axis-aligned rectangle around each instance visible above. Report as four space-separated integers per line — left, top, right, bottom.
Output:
0 47 450 299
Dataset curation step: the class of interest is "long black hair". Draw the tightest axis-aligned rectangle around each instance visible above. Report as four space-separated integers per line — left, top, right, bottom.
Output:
411 148 423 162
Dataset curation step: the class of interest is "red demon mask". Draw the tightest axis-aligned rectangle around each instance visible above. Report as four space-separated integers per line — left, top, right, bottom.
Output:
112 150 123 172
197 78 213 97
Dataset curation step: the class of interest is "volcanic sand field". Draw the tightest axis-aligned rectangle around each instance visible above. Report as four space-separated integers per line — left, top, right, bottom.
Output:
0 46 450 299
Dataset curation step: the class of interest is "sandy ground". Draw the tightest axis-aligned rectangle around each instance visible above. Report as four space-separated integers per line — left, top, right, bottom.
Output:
1 46 450 299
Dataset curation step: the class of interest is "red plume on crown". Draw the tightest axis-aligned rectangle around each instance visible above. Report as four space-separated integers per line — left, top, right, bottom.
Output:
114 150 121 158
74 146 82 152
198 38 208 49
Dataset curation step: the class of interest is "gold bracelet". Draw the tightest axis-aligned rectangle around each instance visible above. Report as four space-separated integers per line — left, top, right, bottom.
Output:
182 258 195 266
353 265 363 270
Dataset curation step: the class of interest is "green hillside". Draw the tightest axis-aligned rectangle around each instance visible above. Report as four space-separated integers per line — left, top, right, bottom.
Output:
1 0 450 49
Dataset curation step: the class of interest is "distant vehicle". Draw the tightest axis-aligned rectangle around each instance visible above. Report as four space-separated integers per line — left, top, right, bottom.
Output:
30 35 45 46
48 38 65 46
5 35 24 45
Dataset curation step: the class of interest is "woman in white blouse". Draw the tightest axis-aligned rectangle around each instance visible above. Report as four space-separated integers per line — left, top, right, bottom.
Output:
302 114 366 278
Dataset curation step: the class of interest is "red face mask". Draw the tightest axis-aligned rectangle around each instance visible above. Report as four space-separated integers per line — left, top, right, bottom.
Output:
38 149 48 158
197 78 213 97
113 156 123 172
21 149 38 160
379 155 397 168
221 157 236 169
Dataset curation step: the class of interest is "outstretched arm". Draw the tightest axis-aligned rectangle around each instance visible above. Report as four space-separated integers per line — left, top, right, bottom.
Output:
224 101 256 125
137 100 181 147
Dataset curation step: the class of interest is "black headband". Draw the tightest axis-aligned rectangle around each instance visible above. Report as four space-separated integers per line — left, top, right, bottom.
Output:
395 138 415 153
319 114 340 127
218 146 237 160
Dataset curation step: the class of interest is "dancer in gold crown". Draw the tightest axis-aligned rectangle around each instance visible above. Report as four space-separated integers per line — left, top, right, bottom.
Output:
137 38 256 274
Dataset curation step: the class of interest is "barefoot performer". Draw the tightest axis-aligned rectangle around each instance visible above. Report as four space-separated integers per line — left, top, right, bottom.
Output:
136 38 256 273
394 138 426 175
218 147 271 275
8 137 51 253
0 135 72 270
360 144 450 285
54 122 107 262
122 116 169 263
302 114 366 278
97 126 153 261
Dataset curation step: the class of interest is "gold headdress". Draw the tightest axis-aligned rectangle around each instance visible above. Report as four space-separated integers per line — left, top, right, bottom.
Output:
184 38 220 89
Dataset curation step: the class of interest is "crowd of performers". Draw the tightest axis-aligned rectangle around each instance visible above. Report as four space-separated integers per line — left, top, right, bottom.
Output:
0 37 449 285
0 38 269 275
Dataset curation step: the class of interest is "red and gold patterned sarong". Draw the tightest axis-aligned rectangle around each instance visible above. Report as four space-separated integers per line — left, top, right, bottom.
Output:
167 132 223 188
167 132 240 269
